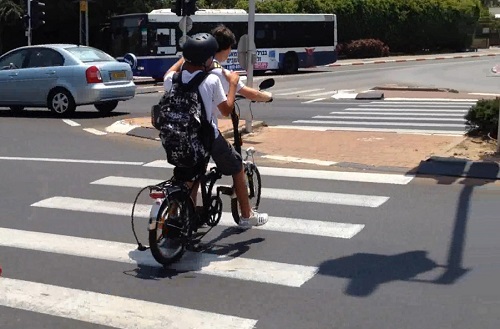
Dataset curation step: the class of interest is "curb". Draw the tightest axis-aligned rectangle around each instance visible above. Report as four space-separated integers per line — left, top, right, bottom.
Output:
328 52 500 67
371 85 459 93
106 119 266 142
416 156 500 180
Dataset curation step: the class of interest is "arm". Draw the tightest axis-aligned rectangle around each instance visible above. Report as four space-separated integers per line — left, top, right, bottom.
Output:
237 86 273 102
164 57 185 79
217 71 239 117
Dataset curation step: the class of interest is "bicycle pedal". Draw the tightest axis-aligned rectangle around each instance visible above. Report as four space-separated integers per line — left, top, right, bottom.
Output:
217 186 233 195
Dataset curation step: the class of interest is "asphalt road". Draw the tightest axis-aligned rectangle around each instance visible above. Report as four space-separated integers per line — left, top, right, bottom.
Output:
1 57 499 328
1 99 500 329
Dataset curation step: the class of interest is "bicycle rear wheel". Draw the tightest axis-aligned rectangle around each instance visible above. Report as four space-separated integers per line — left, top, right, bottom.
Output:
231 162 262 224
149 195 194 266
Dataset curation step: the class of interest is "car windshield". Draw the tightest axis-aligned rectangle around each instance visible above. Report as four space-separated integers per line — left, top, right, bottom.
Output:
66 46 115 63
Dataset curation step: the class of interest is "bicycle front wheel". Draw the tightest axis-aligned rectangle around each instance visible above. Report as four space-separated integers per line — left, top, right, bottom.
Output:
149 195 194 266
231 163 262 224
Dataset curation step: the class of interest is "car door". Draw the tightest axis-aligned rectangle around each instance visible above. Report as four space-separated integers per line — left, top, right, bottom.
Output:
21 48 64 105
0 49 30 105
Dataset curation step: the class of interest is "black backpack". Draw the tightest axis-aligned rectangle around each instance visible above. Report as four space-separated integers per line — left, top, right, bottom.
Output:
151 71 214 168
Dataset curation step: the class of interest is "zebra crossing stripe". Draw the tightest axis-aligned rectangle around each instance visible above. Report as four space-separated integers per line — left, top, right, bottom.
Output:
141 163 414 185
313 115 466 122
269 125 464 136
0 277 258 329
0 227 317 287
31 197 365 239
90 176 389 207
293 120 465 128
328 111 466 117
345 108 467 113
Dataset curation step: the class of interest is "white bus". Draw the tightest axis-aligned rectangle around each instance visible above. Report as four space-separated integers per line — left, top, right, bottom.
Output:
106 8 337 80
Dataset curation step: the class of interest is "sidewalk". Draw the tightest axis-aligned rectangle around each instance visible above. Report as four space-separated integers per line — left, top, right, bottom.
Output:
328 47 500 67
113 88 500 179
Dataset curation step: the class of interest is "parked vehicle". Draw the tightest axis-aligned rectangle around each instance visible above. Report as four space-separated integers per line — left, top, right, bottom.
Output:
0 44 136 116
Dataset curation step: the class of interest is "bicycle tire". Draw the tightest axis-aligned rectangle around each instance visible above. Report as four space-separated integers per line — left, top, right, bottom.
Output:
231 163 262 224
149 195 194 266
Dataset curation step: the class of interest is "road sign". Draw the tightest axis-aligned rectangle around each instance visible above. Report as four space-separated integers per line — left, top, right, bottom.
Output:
179 16 192 33
237 34 255 71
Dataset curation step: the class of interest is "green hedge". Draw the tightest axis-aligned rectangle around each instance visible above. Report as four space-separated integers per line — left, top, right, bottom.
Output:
465 99 499 138
251 0 482 53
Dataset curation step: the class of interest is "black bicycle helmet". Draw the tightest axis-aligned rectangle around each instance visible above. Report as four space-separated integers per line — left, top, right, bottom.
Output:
182 33 218 66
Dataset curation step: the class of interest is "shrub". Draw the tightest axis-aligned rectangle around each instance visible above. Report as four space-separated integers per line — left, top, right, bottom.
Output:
343 39 390 59
465 98 499 138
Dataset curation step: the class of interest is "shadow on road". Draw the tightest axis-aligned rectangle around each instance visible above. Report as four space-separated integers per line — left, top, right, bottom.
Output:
319 161 495 296
125 227 264 281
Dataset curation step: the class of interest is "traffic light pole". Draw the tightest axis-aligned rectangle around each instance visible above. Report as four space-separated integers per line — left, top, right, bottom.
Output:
26 0 32 45
79 0 89 46
245 0 256 133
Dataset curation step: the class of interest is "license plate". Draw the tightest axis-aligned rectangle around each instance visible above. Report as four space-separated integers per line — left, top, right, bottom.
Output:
110 71 126 80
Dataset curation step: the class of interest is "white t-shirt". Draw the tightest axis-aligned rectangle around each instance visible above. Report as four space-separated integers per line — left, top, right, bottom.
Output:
210 60 246 95
163 70 226 138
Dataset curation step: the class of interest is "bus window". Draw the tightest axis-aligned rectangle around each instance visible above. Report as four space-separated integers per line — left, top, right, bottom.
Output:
155 28 176 55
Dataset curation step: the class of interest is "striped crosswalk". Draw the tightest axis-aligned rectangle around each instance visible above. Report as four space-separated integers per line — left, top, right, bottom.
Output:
291 99 475 135
0 163 414 328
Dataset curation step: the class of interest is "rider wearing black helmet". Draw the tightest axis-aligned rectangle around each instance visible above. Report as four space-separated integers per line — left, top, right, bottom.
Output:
182 32 218 67
163 32 268 228
163 33 240 208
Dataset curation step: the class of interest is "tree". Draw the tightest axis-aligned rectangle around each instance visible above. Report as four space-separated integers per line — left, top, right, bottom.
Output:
0 0 23 53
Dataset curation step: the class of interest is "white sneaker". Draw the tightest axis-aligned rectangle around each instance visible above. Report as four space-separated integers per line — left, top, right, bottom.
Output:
239 211 268 228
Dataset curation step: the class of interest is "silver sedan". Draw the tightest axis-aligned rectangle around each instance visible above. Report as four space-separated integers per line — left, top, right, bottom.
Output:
0 44 136 116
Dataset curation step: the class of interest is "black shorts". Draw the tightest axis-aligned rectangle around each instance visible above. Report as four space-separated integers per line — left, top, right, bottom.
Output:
172 134 242 181
173 161 207 182
210 134 242 176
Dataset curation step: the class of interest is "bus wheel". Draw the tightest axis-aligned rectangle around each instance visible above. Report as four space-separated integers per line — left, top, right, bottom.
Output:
281 52 298 74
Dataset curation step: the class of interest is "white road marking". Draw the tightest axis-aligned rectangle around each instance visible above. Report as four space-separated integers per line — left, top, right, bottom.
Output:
0 277 258 329
360 104 471 108
328 111 466 117
368 101 475 105
140 163 414 184
270 125 464 136
313 115 466 122
382 98 478 102
83 128 107 136
293 120 465 128
0 156 144 166
302 98 327 104
62 119 80 127
90 177 389 207
105 120 139 134
276 88 323 96
345 108 467 113
31 197 366 238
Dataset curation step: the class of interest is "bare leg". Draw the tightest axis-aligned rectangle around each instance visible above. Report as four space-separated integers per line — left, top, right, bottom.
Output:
233 168 251 218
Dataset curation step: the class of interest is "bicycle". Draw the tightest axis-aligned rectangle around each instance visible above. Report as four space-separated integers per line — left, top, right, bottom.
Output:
131 78 274 266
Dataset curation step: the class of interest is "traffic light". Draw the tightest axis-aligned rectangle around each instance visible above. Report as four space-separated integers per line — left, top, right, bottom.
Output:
172 0 182 16
171 0 197 16
184 0 197 16
30 0 46 29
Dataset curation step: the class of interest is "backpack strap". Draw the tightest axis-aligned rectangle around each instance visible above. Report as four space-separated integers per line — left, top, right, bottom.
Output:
186 71 209 90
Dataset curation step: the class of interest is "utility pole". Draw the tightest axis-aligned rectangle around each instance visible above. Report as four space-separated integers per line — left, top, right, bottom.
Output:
497 97 500 154
25 0 46 46
245 0 256 133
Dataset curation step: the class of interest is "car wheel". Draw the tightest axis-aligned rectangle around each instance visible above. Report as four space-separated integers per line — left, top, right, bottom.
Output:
94 101 119 114
48 88 76 117
10 106 25 113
